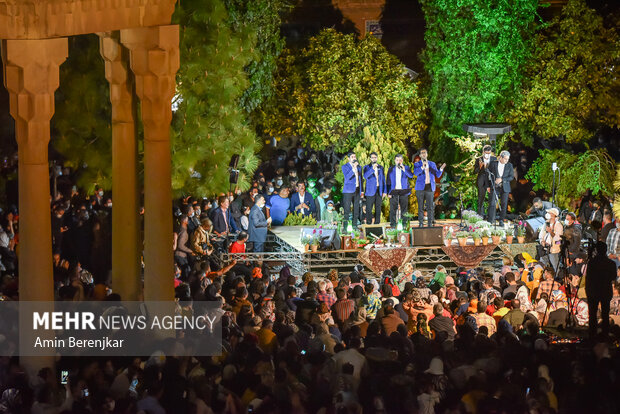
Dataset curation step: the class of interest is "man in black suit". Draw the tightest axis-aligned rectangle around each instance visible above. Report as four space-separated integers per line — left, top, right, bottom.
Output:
473 145 496 217
488 150 514 224
210 195 239 236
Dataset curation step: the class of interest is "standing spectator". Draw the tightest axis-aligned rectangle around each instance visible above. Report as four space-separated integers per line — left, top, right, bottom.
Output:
210 195 238 236
266 187 291 226
563 212 582 258
473 302 497 336
331 287 356 329
539 208 563 271
248 195 271 253
600 211 614 242
314 185 332 221
585 242 617 338
290 181 316 217
606 219 620 268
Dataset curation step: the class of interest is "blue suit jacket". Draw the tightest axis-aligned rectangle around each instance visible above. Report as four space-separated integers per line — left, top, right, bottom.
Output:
289 191 316 217
248 205 268 243
387 165 414 194
341 163 363 194
209 206 239 234
413 160 443 191
363 164 387 197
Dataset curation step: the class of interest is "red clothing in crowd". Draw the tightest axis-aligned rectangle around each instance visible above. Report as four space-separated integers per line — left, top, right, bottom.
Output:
229 241 246 254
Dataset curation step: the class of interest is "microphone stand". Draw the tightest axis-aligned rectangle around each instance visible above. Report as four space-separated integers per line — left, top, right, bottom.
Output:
487 169 500 229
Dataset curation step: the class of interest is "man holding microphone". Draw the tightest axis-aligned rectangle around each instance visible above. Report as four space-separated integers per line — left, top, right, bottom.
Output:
341 152 363 228
413 148 445 227
387 154 414 227
363 152 387 225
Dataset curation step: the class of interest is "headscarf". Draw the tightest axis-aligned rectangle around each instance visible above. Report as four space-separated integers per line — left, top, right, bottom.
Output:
252 267 263 279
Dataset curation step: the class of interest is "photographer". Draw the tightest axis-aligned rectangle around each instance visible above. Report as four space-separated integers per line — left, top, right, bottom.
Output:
563 212 582 259
538 208 563 271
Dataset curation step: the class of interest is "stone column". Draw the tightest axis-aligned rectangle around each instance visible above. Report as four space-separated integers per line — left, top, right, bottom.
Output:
99 32 141 301
1 37 68 374
120 25 179 301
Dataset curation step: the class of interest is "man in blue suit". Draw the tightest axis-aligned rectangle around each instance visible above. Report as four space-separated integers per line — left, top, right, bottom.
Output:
386 154 414 227
363 152 387 224
248 194 271 252
341 152 363 227
413 148 445 227
290 181 316 217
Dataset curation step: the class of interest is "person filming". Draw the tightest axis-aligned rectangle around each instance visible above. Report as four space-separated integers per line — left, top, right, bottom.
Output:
538 207 563 271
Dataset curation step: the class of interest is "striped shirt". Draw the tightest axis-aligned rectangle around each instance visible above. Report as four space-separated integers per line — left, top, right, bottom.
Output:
606 228 620 256
332 299 356 324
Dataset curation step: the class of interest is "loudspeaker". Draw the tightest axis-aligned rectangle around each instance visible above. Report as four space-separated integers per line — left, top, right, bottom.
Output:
411 226 443 246
524 217 544 243
229 154 240 169
229 170 239 185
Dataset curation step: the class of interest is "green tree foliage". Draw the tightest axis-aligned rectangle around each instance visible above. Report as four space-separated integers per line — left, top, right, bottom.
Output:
511 0 620 144
262 28 427 152
224 0 288 117
53 35 112 192
420 0 538 157
525 149 616 208
172 0 259 195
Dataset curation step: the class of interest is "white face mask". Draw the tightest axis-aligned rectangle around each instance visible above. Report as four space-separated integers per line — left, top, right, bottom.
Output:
545 213 551 220
268 187 274 193
484 153 490 160
564 219 570 226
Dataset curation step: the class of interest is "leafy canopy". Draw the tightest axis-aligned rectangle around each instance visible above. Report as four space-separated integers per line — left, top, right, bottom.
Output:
172 0 261 196
511 0 620 144
53 35 113 193
420 0 538 157
525 149 616 208
261 28 427 152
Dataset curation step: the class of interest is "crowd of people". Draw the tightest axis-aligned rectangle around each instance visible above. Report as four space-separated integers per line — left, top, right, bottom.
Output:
0 147 620 413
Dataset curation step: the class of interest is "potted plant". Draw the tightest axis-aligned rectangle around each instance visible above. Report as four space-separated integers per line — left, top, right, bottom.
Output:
455 231 470 247
300 235 313 252
445 228 454 246
386 228 399 244
491 228 504 245
505 226 514 244
481 228 490 245
472 229 482 246
515 221 526 243
310 235 321 252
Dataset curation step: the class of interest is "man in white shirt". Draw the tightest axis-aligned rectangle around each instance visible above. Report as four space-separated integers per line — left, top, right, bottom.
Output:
488 150 514 224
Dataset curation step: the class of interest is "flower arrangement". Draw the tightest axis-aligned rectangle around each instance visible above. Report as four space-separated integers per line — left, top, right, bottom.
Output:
471 229 482 240
515 221 527 237
300 234 314 246
455 231 470 239
284 212 317 226
490 228 505 237
481 228 491 238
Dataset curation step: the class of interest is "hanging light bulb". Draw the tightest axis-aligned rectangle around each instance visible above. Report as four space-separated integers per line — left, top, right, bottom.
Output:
396 220 403 232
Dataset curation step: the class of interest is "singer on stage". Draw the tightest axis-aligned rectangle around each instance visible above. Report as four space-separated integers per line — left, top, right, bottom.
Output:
413 148 445 227
363 152 387 225
474 145 495 218
341 152 363 227
387 154 413 227
488 150 514 224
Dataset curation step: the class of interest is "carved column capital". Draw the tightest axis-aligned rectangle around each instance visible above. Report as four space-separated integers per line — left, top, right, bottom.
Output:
120 25 179 141
2 37 68 164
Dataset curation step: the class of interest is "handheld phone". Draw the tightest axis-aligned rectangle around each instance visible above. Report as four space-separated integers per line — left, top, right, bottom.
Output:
526 387 530 396
60 370 69 385
129 378 139 393
82 388 89 397
300 349 306 355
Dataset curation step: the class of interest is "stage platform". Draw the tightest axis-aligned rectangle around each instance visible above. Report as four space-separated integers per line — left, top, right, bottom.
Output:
221 221 532 277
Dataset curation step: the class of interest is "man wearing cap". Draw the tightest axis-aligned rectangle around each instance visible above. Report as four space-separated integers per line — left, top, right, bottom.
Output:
539 208 563 271
474 145 496 217
488 150 515 224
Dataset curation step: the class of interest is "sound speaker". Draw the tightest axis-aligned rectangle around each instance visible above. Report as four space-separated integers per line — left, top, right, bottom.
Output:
411 226 443 246
229 154 240 169
229 170 239 185
524 217 544 243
